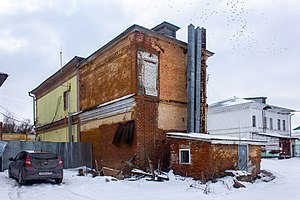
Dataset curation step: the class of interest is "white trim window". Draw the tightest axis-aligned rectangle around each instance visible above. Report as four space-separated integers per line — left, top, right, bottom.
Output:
283 120 286 131
179 149 191 164
270 118 273 130
252 115 256 127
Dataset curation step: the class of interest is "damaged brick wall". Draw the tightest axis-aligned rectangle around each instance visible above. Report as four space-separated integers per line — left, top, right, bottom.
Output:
80 123 138 170
134 31 188 170
78 28 205 172
170 139 261 181
248 145 261 177
134 95 171 170
79 33 137 111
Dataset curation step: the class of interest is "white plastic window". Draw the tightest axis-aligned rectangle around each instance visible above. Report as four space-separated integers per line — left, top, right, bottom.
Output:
179 149 191 164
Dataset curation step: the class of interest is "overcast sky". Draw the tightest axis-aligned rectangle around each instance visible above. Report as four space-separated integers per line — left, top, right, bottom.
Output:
0 0 299 128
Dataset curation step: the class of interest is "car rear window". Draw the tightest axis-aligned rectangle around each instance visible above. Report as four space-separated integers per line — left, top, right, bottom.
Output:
29 153 58 160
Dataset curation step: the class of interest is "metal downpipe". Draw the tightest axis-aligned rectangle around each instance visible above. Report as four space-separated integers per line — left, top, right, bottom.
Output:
194 27 202 133
187 24 195 133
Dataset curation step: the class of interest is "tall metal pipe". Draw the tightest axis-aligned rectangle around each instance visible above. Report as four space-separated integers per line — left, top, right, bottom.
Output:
194 27 202 133
28 92 36 126
187 24 195 133
68 112 73 142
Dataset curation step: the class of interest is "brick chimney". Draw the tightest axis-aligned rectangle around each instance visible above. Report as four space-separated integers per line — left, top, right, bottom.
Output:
152 21 180 38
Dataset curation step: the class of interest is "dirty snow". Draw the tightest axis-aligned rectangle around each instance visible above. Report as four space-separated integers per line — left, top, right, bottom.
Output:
1 158 300 200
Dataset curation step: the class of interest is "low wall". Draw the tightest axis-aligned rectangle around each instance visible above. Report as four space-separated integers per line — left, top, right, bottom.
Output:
0 140 92 171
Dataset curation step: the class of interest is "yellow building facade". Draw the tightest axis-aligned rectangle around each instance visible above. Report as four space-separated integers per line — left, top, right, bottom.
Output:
31 56 84 142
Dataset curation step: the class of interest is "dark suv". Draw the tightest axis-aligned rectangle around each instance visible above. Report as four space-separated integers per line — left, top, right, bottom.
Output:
8 151 63 185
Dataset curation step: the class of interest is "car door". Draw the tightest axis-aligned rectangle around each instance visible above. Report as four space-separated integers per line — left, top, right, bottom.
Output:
10 152 21 177
11 152 25 177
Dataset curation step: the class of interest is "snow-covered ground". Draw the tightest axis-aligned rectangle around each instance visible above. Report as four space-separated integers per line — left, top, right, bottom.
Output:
1 158 299 200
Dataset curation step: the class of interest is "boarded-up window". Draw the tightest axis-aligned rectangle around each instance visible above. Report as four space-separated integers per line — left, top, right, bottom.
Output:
112 121 135 145
137 51 158 96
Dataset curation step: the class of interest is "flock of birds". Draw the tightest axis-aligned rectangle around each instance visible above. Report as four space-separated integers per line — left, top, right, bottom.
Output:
153 0 287 59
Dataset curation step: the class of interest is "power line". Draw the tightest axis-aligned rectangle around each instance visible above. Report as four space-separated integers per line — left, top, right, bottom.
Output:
0 105 27 121
0 111 23 123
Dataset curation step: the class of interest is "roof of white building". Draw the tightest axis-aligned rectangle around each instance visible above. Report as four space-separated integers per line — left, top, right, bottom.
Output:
292 130 300 139
209 97 295 113
254 132 299 139
167 132 266 145
209 97 253 109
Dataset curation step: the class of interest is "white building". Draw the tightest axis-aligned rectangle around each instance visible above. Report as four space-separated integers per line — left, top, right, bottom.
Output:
207 97 295 157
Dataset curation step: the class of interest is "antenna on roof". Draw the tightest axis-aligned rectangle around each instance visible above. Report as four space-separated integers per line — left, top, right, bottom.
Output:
60 46 63 69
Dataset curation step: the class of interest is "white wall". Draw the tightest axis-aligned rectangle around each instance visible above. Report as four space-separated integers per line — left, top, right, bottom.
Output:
208 105 252 138
208 103 291 139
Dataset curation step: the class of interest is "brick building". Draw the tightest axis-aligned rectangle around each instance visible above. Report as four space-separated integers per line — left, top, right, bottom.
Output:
167 133 263 181
31 22 263 180
77 22 213 170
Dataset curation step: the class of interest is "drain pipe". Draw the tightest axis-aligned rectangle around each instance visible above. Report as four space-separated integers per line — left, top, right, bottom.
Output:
187 24 195 133
28 92 36 126
194 27 202 133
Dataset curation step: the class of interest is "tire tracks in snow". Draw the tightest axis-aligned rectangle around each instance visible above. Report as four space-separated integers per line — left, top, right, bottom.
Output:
66 188 96 200
8 181 23 200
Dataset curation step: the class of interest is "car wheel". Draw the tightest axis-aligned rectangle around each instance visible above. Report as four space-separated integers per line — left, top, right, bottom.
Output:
55 178 63 184
18 171 26 185
8 168 12 178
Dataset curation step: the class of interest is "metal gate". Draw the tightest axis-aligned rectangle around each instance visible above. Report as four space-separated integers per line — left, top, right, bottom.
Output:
238 145 248 171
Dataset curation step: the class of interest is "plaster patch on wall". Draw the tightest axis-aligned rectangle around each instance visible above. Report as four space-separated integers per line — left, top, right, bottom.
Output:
137 51 158 96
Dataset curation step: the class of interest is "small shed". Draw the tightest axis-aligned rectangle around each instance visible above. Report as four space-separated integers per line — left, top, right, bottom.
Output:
167 132 265 181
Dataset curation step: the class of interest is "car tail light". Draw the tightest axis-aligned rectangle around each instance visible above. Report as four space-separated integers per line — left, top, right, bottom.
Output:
57 156 63 167
25 155 33 167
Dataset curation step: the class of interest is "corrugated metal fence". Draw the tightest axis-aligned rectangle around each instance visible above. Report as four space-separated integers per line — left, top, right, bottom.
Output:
0 141 92 172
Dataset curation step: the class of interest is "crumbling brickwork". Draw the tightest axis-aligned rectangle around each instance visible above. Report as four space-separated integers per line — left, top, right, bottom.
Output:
79 25 210 172
170 138 261 181
79 29 190 170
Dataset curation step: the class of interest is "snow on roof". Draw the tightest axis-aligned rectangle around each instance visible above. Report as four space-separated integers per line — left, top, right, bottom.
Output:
167 132 266 145
96 93 135 108
209 97 254 109
292 130 300 139
209 97 295 113
254 132 298 139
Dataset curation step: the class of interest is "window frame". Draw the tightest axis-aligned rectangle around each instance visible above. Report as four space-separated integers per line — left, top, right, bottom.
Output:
252 115 256 127
283 120 286 131
179 149 191 164
277 119 281 130
64 90 70 111
270 118 273 130
263 116 267 131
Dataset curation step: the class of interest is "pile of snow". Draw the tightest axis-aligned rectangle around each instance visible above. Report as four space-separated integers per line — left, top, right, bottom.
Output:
1 158 300 200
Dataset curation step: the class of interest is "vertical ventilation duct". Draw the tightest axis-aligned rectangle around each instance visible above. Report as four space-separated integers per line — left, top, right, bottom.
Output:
187 24 195 133
194 27 202 133
187 24 204 133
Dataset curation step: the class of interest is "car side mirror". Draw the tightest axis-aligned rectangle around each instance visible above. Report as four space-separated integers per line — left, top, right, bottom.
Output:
8 158 14 161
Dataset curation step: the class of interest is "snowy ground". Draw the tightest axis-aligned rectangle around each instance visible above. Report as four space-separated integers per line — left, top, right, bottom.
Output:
1 158 299 200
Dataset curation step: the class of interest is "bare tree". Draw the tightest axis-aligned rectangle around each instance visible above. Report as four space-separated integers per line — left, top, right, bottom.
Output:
1 112 33 134
2 112 16 133
16 119 33 134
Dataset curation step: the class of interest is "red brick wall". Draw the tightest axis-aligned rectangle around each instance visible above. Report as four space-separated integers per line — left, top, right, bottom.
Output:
134 95 170 170
248 145 261 176
170 139 261 181
79 33 137 111
135 31 188 103
80 123 138 170
79 30 208 172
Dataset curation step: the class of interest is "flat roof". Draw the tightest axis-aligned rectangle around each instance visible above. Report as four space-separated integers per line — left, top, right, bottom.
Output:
167 132 266 145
